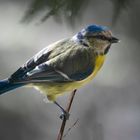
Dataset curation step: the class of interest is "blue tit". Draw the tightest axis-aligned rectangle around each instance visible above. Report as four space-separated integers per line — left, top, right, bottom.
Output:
0 24 119 108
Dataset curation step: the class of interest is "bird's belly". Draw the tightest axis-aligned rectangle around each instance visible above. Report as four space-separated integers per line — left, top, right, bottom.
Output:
34 55 105 101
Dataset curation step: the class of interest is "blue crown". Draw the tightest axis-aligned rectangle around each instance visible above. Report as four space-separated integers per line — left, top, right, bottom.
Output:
85 24 109 33
76 24 109 40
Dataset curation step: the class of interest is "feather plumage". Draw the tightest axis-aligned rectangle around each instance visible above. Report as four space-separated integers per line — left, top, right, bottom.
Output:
0 24 119 101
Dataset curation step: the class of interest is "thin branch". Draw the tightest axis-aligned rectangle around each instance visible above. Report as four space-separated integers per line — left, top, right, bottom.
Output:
57 89 77 140
63 118 79 138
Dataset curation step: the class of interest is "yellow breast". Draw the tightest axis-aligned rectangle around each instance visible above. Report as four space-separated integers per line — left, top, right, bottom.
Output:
34 55 106 101
73 54 106 86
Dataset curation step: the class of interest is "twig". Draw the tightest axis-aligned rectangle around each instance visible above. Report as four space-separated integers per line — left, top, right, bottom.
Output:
63 118 79 138
57 89 77 140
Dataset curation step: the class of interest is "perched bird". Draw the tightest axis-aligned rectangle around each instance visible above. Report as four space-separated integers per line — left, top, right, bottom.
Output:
0 24 119 119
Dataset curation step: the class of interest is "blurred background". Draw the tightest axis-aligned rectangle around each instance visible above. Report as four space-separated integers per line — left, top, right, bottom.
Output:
0 0 140 140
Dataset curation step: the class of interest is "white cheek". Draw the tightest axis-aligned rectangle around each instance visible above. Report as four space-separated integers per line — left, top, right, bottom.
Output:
95 42 110 54
97 43 109 50
104 43 110 49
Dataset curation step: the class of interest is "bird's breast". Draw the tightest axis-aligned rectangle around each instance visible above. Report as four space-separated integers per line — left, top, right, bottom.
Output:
75 54 105 85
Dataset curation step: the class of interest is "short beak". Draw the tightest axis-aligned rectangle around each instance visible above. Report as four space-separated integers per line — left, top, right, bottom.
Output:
110 37 120 43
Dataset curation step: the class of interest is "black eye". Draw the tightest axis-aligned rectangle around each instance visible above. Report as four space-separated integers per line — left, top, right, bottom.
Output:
102 36 106 40
101 36 105 40
94 35 108 40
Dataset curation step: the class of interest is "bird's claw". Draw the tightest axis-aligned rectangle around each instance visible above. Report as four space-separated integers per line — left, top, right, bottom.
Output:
60 111 70 120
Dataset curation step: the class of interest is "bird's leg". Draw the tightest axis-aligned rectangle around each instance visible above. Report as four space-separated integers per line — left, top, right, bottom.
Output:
54 101 70 120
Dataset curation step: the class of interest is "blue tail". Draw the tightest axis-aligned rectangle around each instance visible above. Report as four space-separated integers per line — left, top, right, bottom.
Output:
0 79 24 95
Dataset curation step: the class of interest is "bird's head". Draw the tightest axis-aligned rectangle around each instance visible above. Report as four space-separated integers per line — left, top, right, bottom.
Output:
75 24 119 55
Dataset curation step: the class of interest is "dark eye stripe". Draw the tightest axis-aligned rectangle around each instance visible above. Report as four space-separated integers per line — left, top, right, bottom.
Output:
85 35 111 41
94 35 109 40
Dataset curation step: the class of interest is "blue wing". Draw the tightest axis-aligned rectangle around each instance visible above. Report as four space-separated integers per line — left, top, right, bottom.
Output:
9 39 95 83
23 63 93 82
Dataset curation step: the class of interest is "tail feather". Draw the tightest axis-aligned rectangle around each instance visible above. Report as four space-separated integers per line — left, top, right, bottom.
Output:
0 79 24 95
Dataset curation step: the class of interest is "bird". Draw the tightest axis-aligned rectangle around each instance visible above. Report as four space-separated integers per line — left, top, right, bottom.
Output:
0 24 119 119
